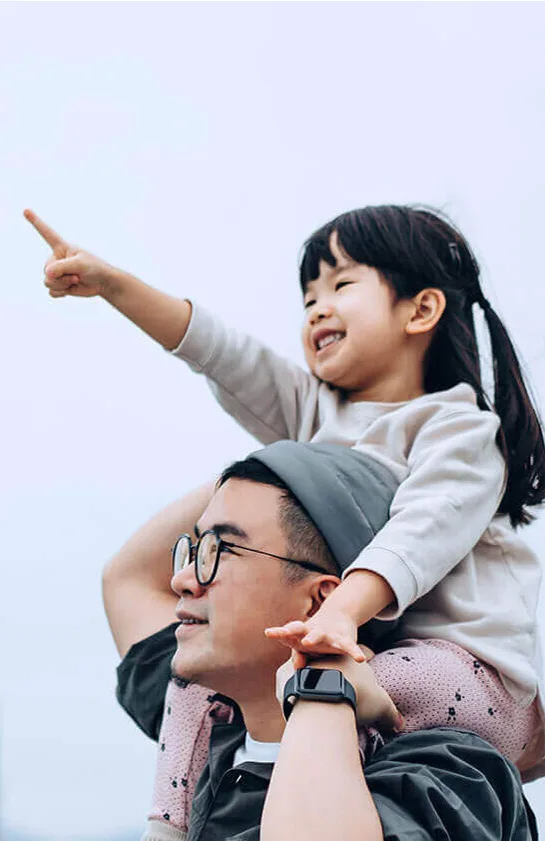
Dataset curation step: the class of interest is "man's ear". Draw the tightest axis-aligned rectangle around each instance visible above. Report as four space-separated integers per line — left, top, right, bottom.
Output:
405 288 446 337
307 576 340 618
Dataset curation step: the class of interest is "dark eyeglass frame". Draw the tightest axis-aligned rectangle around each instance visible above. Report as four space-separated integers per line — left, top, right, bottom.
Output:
171 528 329 586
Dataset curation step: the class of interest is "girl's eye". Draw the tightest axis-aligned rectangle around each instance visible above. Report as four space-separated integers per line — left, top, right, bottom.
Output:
304 299 316 310
335 281 353 291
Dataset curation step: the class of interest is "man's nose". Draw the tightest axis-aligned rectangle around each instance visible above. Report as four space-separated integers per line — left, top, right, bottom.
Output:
171 562 206 598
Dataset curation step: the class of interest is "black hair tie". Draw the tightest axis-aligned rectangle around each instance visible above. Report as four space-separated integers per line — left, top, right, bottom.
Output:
448 242 461 269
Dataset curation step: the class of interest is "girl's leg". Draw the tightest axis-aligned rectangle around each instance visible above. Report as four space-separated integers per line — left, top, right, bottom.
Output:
148 679 233 833
369 639 540 769
130 479 230 837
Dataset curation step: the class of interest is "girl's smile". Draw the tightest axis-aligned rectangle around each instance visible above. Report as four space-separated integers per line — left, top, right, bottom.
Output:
301 235 416 401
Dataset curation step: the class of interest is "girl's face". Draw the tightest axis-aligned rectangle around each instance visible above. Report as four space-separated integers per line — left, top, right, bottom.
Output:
301 233 414 400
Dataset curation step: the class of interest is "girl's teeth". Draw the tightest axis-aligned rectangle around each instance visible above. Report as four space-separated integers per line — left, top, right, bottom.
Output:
318 333 343 350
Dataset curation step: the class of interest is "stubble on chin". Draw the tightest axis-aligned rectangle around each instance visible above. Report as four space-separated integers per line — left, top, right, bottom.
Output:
169 649 202 686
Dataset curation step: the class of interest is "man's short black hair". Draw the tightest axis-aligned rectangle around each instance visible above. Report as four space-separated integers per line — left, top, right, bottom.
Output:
218 457 338 582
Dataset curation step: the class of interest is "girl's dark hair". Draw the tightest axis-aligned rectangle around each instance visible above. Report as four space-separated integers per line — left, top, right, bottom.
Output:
299 205 545 527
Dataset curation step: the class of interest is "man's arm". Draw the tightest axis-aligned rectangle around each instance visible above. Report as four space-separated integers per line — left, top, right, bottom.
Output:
102 481 215 658
261 700 383 841
262 653 400 841
263 655 536 841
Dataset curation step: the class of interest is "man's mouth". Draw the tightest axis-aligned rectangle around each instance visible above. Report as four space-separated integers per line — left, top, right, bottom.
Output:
179 618 208 625
176 619 208 638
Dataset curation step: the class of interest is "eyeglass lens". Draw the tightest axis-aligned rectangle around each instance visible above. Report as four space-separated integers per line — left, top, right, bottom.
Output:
173 531 219 584
173 536 190 575
197 531 219 583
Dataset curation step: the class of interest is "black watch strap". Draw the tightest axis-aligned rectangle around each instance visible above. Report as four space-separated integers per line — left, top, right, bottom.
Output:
283 667 357 720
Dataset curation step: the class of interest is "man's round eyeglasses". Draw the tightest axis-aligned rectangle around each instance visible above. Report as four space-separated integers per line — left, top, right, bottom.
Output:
171 529 329 587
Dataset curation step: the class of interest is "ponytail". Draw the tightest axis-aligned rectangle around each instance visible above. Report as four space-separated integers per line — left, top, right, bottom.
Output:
481 302 545 525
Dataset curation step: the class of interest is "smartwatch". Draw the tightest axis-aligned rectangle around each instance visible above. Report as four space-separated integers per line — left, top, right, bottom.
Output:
283 667 357 720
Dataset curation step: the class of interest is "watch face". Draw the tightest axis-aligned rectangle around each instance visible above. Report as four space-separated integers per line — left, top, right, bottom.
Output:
299 668 344 695
283 668 356 721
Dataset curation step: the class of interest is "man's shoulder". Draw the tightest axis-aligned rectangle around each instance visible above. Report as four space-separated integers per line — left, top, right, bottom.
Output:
367 728 537 841
370 726 524 789
116 622 179 741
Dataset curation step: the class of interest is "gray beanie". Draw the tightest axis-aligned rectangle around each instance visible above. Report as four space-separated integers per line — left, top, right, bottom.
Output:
250 441 398 575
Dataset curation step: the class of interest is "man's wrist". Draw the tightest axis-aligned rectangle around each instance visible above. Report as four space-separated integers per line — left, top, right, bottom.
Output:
283 667 358 720
303 655 361 695
287 696 357 727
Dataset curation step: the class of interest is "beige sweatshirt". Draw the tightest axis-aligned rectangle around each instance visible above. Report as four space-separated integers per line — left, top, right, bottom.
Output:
173 303 543 705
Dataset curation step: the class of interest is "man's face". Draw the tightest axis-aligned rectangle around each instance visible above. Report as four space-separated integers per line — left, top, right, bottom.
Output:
170 479 319 699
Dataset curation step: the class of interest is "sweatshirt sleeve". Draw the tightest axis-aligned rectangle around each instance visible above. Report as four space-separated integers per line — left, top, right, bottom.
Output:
345 408 506 618
171 303 317 444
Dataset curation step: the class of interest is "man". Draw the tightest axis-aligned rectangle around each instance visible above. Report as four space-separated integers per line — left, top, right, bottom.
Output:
104 442 537 841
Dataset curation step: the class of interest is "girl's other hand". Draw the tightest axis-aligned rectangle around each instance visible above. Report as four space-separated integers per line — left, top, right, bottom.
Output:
265 611 364 670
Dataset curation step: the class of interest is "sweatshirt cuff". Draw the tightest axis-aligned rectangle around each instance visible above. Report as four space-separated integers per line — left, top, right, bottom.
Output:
342 546 418 620
170 301 221 373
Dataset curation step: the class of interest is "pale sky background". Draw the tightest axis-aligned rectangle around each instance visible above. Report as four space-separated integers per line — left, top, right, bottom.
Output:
2 1 545 838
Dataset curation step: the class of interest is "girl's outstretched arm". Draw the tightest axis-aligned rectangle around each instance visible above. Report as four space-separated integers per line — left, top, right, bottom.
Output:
25 209 316 443
24 208 192 350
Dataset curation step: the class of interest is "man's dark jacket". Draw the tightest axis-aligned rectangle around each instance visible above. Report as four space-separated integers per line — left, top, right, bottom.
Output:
117 624 539 841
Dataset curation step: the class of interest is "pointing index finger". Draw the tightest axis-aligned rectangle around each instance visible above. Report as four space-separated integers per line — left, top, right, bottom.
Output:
23 209 65 249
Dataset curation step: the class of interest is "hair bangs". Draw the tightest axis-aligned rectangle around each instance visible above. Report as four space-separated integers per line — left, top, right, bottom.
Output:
299 207 414 293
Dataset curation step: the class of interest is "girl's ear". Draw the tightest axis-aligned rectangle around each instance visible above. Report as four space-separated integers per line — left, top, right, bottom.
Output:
405 288 446 336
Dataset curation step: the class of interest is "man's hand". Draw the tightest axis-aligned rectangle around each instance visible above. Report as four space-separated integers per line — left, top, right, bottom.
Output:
24 209 118 299
276 649 404 733
265 610 363 669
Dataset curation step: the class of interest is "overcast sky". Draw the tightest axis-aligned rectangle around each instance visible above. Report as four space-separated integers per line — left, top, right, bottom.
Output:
2 1 545 837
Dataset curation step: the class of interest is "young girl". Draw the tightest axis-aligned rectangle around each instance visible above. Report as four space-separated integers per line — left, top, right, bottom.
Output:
25 205 545 838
